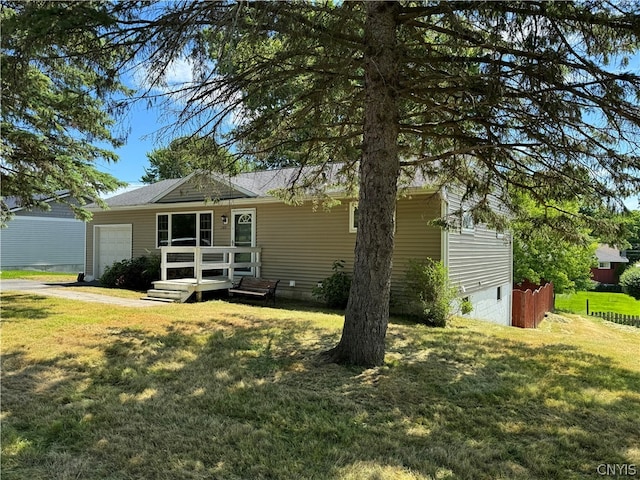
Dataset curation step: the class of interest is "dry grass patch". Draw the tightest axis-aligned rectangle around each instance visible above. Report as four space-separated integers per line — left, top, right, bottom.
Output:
65 286 147 300
2 293 639 479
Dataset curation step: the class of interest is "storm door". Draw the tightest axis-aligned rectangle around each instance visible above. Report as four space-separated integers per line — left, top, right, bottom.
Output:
231 209 255 275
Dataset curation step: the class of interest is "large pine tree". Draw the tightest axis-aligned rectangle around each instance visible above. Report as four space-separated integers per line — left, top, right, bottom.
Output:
1 2 128 223
9 1 640 365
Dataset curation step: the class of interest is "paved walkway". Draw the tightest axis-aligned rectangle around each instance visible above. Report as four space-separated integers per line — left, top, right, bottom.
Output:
1 280 169 308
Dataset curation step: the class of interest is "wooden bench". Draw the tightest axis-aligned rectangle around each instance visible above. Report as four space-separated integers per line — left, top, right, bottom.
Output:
228 277 279 305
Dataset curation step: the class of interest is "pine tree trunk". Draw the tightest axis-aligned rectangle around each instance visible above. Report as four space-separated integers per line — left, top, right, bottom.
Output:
323 1 400 367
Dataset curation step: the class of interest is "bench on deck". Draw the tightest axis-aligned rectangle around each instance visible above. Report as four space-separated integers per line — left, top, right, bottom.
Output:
229 277 279 305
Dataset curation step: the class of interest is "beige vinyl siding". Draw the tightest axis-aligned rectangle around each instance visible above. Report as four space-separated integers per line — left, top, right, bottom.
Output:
86 194 443 298
157 177 248 203
86 206 217 275
390 194 442 297
252 202 357 299
446 192 511 295
225 195 441 299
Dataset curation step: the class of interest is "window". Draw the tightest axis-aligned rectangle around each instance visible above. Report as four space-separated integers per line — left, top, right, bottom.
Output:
172 213 197 245
461 211 475 233
598 262 611 269
349 202 396 233
349 202 358 233
157 214 169 247
156 212 213 247
199 213 212 246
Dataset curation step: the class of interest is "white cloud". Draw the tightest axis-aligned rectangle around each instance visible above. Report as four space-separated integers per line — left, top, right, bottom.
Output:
164 57 195 85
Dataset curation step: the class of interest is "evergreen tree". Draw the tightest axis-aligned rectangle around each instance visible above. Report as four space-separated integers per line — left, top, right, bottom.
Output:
10 1 640 365
1 2 130 223
116 1 640 365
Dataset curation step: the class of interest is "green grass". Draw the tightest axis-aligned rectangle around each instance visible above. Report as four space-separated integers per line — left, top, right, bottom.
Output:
556 291 640 316
0 270 77 282
1 293 639 480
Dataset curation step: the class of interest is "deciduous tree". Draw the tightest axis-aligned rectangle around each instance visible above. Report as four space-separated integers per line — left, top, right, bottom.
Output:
141 136 240 184
511 195 598 293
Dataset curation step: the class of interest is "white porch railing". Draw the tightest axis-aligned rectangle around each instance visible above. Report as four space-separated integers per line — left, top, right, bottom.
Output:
160 246 262 282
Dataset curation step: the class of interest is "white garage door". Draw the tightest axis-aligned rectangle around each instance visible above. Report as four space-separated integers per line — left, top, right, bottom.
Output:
95 225 132 278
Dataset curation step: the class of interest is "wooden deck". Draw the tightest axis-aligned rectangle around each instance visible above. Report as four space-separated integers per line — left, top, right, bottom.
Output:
145 277 233 303
155 277 234 291
145 246 262 303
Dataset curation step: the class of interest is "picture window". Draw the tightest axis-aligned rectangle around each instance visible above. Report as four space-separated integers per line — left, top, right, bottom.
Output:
156 212 213 247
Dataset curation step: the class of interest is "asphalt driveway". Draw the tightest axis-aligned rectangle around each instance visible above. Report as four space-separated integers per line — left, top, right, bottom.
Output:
0 279 169 308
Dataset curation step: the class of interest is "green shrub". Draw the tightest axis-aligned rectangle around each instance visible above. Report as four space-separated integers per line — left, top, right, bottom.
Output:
404 258 466 327
313 260 352 309
100 255 161 291
460 297 474 315
619 264 640 300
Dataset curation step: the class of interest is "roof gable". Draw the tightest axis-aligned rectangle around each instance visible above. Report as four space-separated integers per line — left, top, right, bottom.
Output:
152 173 257 204
95 163 437 209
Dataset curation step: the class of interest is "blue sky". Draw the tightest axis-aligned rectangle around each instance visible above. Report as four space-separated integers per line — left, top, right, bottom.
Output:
97 102 165 185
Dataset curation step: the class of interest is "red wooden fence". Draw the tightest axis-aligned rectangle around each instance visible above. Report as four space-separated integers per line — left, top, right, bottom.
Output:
512 281 554 328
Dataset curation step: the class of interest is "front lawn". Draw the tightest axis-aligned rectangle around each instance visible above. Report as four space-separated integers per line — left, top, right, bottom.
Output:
555 291 640 316
2 293 639 479
0 270 77 283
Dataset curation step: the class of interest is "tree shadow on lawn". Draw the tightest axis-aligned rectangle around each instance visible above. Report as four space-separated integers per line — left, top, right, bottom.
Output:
2 316 639 480
1 293 54 320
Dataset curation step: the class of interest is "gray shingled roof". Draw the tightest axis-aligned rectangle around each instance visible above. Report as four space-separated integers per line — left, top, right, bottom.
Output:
92 178 183 207
5 190 74 211
93 164 435 209
231 164 355 196
595 244 629 263
95 165 352 208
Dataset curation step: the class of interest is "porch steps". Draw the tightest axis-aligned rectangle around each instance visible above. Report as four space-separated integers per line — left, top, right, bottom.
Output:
142 278 233 303
143 280 197 303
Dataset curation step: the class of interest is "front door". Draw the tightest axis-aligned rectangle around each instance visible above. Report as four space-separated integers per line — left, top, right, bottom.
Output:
231 209 255 275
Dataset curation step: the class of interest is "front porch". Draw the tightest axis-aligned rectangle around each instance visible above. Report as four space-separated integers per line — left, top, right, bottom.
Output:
144 246 262 303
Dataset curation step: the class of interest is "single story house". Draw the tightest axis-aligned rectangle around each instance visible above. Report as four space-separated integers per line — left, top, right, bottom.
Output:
1 192 85 272
591 244 629 284
84 166 513 325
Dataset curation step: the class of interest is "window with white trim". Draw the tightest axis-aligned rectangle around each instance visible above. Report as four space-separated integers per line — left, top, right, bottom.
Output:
156 212 213 247
349 202 358 233
598 261 611 269
461 211 475 233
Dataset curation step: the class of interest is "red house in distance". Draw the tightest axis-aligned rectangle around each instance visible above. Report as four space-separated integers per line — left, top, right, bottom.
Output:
591 244 629 285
